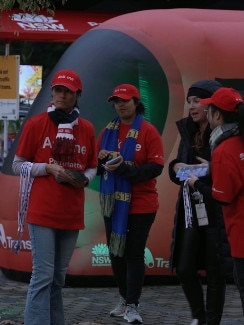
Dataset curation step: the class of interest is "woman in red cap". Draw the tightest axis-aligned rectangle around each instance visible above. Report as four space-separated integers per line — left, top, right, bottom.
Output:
12 69 97 325
96 83 164 324
198 87 244 316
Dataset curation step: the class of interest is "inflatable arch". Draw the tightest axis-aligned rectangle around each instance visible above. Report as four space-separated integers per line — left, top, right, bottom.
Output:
1 8 244 282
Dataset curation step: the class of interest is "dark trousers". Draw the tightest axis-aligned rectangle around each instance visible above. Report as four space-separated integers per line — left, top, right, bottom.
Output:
104 213 155 305
233 257 244 315
176 227 226 325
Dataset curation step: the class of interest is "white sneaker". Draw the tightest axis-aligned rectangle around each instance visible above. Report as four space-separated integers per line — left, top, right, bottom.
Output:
124 304 143 324
190 320 199 325
110 296 126 317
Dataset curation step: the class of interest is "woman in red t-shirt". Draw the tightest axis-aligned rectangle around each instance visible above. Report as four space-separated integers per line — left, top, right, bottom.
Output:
12 69 97 325
200 87 244 316
188 87 244 317
96 83 164 324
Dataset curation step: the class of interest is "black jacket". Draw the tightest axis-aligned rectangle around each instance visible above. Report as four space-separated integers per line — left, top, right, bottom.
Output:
168 116 232 276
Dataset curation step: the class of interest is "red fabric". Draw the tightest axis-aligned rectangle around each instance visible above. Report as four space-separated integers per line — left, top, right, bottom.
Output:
16 112 97 230
108 84 140 102
51 69 82 91
211 136 244 257
0 9 117 42
97 119 164 214
200 87 243 112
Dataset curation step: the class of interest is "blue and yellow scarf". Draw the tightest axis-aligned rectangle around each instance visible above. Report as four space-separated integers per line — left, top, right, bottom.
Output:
100 114 142 257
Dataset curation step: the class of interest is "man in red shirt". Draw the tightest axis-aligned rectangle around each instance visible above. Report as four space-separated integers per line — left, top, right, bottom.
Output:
200 87 244 316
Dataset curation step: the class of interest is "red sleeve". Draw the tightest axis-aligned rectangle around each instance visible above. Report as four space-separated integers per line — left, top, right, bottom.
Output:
212 146 240 204
16 118 39 160
143 121 164 166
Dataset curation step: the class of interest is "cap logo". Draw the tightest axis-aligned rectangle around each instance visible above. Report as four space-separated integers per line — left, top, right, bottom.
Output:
115 88 127 93
57 74 74 82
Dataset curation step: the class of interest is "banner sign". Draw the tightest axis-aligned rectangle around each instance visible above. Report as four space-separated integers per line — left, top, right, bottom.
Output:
0 10 117 43
0 55 20 120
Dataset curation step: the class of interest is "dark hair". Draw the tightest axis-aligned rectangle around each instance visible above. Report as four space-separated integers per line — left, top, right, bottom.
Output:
211 103 244 141
238 103 244 141
134 98 145 114
188 118 211 151
74 91 82 108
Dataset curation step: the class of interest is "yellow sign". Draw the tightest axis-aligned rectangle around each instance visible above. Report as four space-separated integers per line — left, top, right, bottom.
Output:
0 55 20 120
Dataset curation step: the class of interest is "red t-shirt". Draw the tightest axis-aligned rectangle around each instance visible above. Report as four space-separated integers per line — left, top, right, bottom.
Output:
97 119 164 214
16 112 97 230
211 136 244 257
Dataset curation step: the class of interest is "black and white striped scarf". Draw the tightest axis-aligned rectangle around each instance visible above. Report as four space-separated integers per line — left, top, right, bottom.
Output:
209 123 239 152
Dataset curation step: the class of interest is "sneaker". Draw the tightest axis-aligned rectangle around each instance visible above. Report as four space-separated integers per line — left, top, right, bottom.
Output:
190 320 199 325
124 304 143 324
110 296 126 317
190 319 206 325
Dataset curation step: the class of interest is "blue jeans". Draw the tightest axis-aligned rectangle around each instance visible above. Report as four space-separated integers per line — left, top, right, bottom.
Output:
104 213 156 305
24 224 79 325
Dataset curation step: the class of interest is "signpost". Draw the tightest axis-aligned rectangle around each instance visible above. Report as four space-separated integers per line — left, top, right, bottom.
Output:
0 55 20 158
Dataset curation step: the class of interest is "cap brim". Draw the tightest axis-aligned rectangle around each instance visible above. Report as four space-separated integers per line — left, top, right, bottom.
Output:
107 95 132 102
52 83 77 92
200 98 212 105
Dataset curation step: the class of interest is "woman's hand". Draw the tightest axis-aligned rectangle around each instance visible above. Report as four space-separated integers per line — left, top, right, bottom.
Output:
196 156 210 174
173 162 187 173
104 156 123 172
46 163 67 182
46 163 88 188
187 174 199 188
98 149 111 160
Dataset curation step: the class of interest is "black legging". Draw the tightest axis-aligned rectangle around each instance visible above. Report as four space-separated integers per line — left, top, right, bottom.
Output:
104 213 155 305
176 227 226 325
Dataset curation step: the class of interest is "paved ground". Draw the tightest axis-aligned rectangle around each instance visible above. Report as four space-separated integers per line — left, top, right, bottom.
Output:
0 270 243 325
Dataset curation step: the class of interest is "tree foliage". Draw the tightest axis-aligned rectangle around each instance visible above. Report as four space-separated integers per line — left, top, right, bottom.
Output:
0 0 68 14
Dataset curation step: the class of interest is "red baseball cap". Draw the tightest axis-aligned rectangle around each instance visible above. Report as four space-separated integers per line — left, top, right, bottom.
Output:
51 69 82 92
200 87 243 112
108 84 140 102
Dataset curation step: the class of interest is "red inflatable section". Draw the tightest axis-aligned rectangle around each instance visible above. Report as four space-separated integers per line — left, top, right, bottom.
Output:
1 8 244 281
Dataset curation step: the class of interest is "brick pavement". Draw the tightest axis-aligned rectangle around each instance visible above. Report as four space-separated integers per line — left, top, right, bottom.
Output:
0 270 243 324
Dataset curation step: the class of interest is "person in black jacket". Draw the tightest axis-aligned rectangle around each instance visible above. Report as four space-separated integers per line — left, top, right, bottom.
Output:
168 80 230 325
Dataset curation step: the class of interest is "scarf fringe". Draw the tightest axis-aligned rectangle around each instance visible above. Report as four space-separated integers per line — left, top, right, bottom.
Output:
109 232 126 257
99 193 115 217
51 138 76 162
